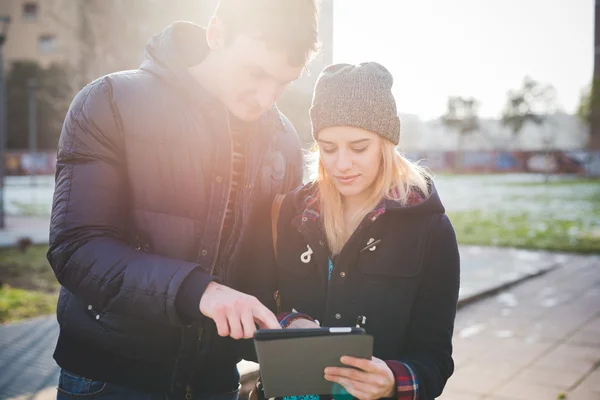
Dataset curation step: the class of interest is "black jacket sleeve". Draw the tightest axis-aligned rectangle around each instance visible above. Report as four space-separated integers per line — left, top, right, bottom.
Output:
399 214 461 399
47 78 215 327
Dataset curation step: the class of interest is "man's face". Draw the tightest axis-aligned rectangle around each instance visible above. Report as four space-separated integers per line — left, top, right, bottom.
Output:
211 33 305 121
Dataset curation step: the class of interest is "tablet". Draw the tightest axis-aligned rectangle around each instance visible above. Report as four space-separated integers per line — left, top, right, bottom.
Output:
254 328 373 398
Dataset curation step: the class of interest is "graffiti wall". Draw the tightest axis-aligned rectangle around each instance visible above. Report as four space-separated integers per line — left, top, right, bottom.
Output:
404 150 600 176
3 150 600 177
4 152 57 176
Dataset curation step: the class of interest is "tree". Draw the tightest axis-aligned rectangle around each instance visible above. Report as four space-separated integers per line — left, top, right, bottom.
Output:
590 2 600 149
501 76 558 145
577 84 591 126
6 61 72 150
441 96 480 168
586 78 600 149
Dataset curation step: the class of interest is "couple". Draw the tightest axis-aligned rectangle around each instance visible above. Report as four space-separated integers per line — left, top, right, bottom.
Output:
48 1 460 399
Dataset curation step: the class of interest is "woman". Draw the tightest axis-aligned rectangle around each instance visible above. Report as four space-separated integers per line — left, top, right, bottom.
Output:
253 62 460 400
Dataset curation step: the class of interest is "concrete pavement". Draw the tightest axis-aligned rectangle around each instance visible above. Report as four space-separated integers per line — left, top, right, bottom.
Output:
441 253 600 399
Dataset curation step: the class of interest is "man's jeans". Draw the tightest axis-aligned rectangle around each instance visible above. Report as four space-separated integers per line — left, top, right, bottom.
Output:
56 369 239 400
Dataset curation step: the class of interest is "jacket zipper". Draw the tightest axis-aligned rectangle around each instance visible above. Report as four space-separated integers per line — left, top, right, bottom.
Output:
217 129 254 282
206 110 233 276
322 220 373 322
274 290 281 314
330 216 373 273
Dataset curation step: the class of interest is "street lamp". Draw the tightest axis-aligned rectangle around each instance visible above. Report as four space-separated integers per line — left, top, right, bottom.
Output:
0 15 10 229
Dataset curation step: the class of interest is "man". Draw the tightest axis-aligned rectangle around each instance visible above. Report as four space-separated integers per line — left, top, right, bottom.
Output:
48 1 319 398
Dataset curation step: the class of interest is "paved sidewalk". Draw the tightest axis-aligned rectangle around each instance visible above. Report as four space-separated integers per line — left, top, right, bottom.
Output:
441 253 600 399
0 317 59 400
0 315 258 400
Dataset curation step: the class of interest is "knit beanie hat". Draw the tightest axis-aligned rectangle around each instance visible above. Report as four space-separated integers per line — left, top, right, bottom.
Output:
309 62 401 145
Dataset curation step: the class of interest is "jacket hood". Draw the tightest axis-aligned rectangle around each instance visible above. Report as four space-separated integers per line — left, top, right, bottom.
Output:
140 22 213 106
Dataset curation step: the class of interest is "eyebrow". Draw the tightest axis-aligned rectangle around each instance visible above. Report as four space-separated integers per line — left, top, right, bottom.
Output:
318 139 371 145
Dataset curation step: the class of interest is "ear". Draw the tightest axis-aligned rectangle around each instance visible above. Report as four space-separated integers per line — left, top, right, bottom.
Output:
206 16 225 50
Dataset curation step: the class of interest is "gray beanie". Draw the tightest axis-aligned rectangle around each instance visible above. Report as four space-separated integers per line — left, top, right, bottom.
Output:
309 62 401 145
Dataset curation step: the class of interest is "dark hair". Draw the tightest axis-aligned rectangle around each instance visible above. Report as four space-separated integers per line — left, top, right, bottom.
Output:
215 0 320 66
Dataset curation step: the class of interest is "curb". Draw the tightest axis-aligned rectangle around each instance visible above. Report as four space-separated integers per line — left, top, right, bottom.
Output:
456 264 560 310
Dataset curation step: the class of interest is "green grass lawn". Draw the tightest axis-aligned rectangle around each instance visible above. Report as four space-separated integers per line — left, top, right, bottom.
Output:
438 175 600 254
448 210 600 254
504 177 600 187
0 286 57 323
0 245 58 323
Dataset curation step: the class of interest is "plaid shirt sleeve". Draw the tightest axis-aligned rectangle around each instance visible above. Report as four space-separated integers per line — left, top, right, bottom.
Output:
384 360 419 400
276 312 316 328
276 312 293 322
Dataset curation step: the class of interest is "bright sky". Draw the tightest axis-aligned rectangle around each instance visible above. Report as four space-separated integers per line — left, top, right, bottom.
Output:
333 0 593 120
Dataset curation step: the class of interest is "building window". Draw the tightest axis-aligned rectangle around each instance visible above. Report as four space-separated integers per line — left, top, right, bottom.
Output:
23 2 39 21
38 35 56 54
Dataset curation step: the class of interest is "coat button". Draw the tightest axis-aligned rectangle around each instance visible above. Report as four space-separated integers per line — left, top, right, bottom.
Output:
201 250 208 256
216 176 223 183
335 313 341 320
319 240 324 246
95 315 100 320
340 272 346 278
87 305 92 311
302 216 308 222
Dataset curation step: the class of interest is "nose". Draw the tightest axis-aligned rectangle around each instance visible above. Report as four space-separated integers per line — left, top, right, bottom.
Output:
335 149 353 172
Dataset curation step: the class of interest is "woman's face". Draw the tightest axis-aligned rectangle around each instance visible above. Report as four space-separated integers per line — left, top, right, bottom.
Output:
318 126 382 202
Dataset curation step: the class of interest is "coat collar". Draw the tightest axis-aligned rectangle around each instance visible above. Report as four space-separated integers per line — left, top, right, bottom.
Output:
291 182 426 231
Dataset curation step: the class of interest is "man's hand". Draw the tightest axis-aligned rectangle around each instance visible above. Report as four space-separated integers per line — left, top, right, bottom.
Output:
199 282 280 339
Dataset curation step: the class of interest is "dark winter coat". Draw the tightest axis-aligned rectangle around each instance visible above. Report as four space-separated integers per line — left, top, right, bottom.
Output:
47 22 302 396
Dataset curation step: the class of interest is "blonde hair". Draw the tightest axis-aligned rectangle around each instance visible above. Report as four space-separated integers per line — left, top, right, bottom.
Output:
309 140 431 256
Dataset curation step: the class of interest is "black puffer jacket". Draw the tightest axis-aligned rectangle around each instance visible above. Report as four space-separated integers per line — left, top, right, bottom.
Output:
47 22 302 396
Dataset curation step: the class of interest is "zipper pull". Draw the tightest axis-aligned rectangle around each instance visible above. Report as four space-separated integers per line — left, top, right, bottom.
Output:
356 315 367 328
360 238 381 253
274 290 281 314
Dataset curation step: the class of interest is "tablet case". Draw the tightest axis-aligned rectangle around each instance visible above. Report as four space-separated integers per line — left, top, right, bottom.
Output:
254 329 373 398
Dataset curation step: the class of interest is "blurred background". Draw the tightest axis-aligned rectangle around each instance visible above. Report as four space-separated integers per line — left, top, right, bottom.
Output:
0 1 598 399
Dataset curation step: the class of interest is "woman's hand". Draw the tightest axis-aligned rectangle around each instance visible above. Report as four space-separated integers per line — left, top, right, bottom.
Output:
324 356 395 400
